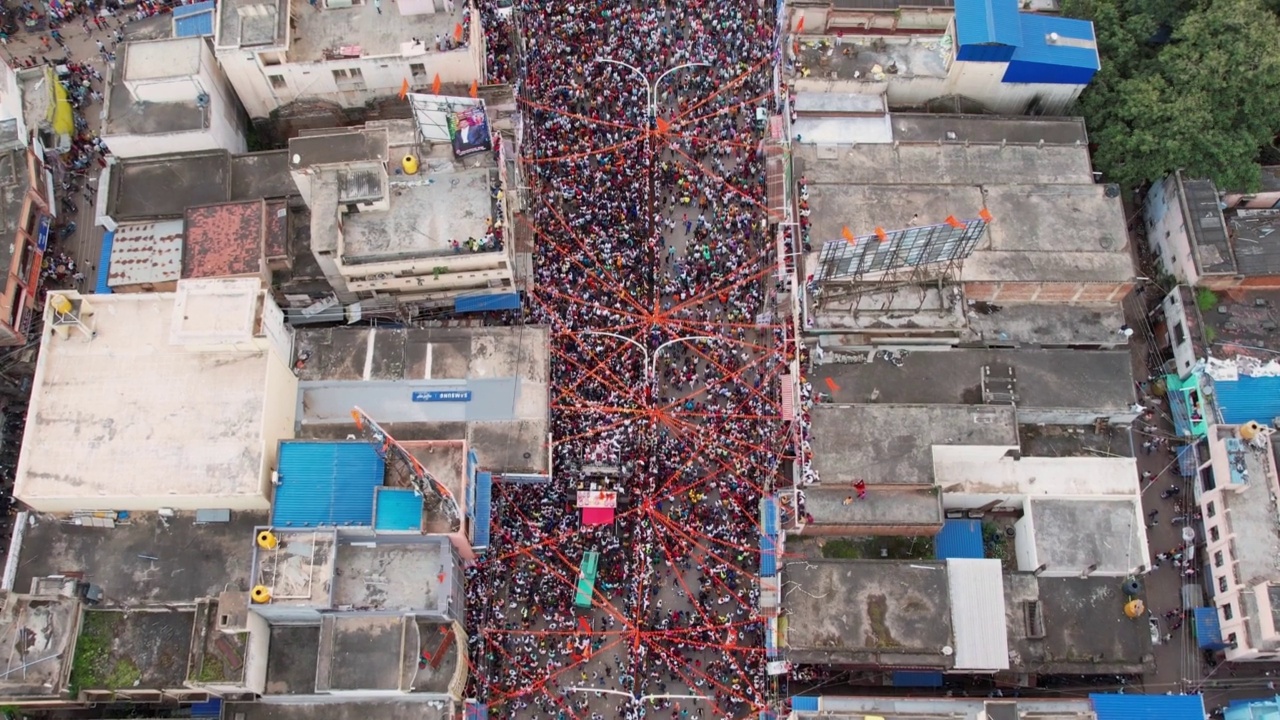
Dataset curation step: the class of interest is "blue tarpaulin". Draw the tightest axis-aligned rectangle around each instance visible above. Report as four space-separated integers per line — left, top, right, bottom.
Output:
893 671 944 687
1090 693 1207 720
761 495 779 536
1194 606 1229 650
935 519 984 559
189 698 222 718
95 229 114 294
760 534 777 576
790 697 819 712
455 292 521 313
472 471 492 548
173 1 215 36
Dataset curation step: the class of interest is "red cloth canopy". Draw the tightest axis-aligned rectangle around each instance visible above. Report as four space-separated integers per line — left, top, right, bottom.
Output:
581 507 615 525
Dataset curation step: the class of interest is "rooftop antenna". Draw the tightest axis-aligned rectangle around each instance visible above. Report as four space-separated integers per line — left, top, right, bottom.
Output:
48 293 96 341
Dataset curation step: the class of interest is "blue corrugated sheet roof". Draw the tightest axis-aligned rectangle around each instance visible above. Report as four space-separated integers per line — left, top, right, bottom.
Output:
790 697 820 712
271 441 385 527
1215 374 1280 425
1227 696 1280 720
472 471 493 548
1090 693 1207 720
374 487 422 532
935 519 984 559
455 292 521 313
955 0 1022 48
762 496 779 537
760 534 778 576
95 229 114 294
189 698 222 718
1194 606 1228 650
173 1 215 37
1004 13 1099 85
893 671 944 687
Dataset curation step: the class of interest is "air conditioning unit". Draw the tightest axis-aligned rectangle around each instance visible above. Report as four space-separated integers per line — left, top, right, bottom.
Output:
325 0 353 8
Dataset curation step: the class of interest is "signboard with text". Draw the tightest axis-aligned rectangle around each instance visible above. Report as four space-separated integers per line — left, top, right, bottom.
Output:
412 390 473 402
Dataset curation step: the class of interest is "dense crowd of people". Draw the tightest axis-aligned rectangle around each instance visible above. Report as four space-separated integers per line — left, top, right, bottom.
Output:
465 0 790 717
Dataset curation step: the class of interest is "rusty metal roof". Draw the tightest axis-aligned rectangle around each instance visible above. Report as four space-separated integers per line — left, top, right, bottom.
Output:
182 200 265 279
265 200 288 261
107 219 185 288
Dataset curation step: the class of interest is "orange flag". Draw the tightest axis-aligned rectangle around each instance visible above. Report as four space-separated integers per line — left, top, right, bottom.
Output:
874 226 888 242
945 214 965 229
431 73 441 95
468 80 478 99
796 16 805 33
398 78 409 101
978 207 994 223
454 22 463 42
824 377 841 393
841 225 856 243
655 116 671 134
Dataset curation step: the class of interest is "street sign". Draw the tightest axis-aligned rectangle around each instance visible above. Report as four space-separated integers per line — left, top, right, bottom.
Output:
412 390 473 402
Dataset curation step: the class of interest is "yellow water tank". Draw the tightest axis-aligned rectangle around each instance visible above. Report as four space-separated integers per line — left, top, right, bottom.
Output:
256 530 278 550
50 294 73 315
251 585 272 604
1241 420 1263 442
1124 598 1145 618
402 154 419 175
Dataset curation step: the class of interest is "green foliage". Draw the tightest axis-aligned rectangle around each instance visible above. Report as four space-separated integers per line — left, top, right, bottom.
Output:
1204 324 1217 344
1063 0 1280 191
820 536 935 560
821 539 863 559
68 612 140 698
1196 286 1220 311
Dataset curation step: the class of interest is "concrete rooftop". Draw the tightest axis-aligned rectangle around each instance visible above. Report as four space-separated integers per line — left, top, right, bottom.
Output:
225 699 453 720
103 38 207 137
264 625 319 694
794 36 949 83
1029 498 1145 576
963 302 1127 348
106 150 297 221
12 512 264 605
215 0 288 49
793 143 1096 187
0 593 79 699
14 286 278 512
74 609 195 691
320 615 412 691
801 485 942 529
288 4 464 62
340 167 497 262
888 114 1089 145
332 537 449 613
811 349 1135 411
254 529 337 607
808 404 1017 486
783 560 954 667
1005 573 1153 674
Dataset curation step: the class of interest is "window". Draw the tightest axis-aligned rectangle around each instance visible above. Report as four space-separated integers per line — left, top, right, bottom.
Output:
1173 320 1187 345
1223 603 1234 620
1210 525 1221 542
1228 632 1238 645
410 62 426 78
332 68 365 90
1207 501 1216 518
1219 575 1229 593
1214 550 1225 568
269 74 286 89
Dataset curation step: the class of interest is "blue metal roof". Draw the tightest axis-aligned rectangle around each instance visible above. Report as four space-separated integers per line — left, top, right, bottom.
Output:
1194 606 1229 650
790 697 820 712
1090 693 1207 720
761 495 779 537
271 441 385 527
173 1 215 37
188 698 222 718
465 702 487 720
760 534 778 576
95 229 114 294
472 471 493 548
954 0 1021 53
892 671 944 687
1227 696 1280 720
1004 13 1100 85
374 487 422 532
1215 374 1280 425
935 519 984 559
455 292 521 313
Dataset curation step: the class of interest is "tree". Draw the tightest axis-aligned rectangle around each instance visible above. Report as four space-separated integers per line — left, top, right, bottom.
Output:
1063 0 1280 191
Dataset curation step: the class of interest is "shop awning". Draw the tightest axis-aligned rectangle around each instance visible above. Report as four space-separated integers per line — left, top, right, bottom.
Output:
582 507 614 525
455 292 521 313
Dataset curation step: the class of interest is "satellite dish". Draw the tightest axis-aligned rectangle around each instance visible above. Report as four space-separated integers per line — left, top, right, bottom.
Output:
941 645 954 656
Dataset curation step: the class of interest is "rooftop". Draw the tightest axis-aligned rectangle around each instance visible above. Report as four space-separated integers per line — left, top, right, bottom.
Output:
294 326 550 475
339 167 497 263
1227 211 1280 277
792 697 1093 720
811 349 1135 411
808 404 1017 486
1182 176 1234 276
963 302 1126 347
0 148 25 279
71 609 195 693
1201 289 1280 364
288 4 464 62
889 114 1089 145
794 36 950 84
103 38 207 138
106 150 296 221
288 130 389 170
253 529 338 607
801 485 943 529
264 625 320 694
224 699 453 720
783 560 954 667
793 142 1095 187
12 512 264 605
14 282 288 512
332 536 451 613
933 446 1140 497
0 593 79 699
215 0 288 49
314 616 461 694
182 200 265 279
1207 426 1280 587
1026 498 1145 576
106 219 184 288
1005 574 1153 674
